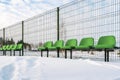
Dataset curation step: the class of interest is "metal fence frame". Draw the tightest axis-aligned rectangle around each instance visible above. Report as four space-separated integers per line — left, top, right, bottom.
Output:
0 0 120 62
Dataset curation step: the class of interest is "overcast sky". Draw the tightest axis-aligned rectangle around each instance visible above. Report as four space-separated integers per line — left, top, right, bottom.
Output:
0 0 72 29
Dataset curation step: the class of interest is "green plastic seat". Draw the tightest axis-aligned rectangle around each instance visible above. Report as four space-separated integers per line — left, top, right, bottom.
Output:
11 44 23 51
38 41 53 57
75 37 94 50
38 47 45 50
0 46 3 51
16 44 23 50
48 40 64 50
7 45 14 50
38 41 53 50
0 47 2 50
61 39 77 59
6 45 10 51
11 44 17 50
2 45 7 51
95 35 116 49
62 39 77 49
0 45 13 51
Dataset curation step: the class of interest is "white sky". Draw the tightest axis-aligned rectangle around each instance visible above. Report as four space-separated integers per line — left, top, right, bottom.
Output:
0 0 72 29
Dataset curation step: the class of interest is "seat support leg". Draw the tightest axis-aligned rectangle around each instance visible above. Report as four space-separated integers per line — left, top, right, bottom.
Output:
104 49 107 62
47 50 49 57
13 51 15 56
19 51 21 56
41 50 43 57
4 51 6 56
106 50 109 62
57 49 59 58
10 51 12 56
3 51 5 56
65 50 67 59
70 49 72 59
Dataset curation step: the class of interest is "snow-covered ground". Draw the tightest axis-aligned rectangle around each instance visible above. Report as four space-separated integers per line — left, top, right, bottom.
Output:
0 56 120 80
1 50 120 62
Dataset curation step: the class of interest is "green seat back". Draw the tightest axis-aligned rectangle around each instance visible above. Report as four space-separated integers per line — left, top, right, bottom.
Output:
80 37 94 47
2 45 7 50
54 40 64 48
65 39 77 47
97 35 116 46
44 41 53 48
16 44 23 50
11 44 17 50
6 45 10 50
8 45 14 50
0 47 3 50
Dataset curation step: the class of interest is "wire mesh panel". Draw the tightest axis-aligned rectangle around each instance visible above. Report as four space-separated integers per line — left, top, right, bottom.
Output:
59 0 120 61
0 0 119 61
24 9 57 52
0 29 3 46
5 22 22 45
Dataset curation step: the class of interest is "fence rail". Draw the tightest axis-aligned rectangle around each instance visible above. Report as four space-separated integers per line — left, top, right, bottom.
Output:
0 0 120 61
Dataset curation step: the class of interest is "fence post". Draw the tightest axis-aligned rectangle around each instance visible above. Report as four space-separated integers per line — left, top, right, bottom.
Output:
3 28 5 45
22 21 24 56
57 7 60 58
3 28 5 55
57 7 60 40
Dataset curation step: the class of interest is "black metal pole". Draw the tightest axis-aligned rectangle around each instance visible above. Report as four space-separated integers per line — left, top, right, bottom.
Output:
57 7 60 58
10 50 12 56
70 49 72 59
47 50 49 57
41 50 43 57
13 51 15 56
57 49 59 58
107 50 109 62
22 21 24 56
3 28 5 56
3 28 5 45
4 51 6 56
19 51 21 56
57 7 60 41
65 50 67 59
104 49 107 62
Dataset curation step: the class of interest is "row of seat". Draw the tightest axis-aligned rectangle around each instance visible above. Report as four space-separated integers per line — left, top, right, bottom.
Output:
0 44 23 56
38 35 116 62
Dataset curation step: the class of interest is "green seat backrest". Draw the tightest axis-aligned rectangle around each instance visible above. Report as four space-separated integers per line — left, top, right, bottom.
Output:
17 44 23 50
6 45 10 50
0 47 2 50
44 41 53 48
54 40 64 48
3 45 7 50
12 44 17 50
80 37 94 47
65 39 77 47
97 35 116 46
8 45 14 50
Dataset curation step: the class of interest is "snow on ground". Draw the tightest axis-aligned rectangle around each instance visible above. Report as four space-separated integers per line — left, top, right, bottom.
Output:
0 57 120 80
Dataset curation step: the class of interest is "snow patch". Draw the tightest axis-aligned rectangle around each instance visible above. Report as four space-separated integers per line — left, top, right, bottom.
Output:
0 57 120 80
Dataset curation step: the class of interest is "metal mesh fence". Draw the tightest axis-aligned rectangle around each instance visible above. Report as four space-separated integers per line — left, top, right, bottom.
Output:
0 29 3 46
0 0 120 61
59 0 120 44
59 0 120 61
24 9 57 51
5 22 22 44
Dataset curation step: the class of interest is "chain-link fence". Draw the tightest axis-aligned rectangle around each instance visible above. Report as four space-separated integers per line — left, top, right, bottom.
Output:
0 0 120 61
